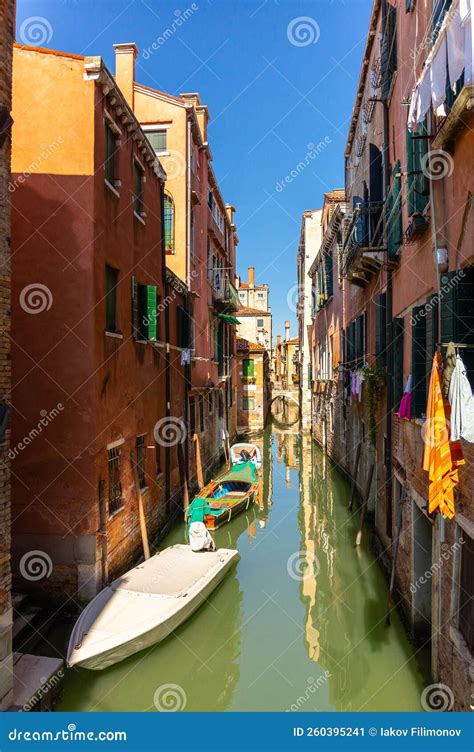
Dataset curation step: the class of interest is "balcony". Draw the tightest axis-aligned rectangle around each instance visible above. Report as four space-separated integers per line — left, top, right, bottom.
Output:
341 201 385 286
432 84 474 150
212 276 240 312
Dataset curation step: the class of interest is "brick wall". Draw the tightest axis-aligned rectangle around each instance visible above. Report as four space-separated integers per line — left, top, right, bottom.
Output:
0 0 14 711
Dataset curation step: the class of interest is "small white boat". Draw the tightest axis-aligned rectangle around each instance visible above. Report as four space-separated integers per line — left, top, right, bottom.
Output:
230 443 262 470
67 544 239 670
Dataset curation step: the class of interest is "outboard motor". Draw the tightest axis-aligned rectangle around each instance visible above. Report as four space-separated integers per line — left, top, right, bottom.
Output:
188 521 216 552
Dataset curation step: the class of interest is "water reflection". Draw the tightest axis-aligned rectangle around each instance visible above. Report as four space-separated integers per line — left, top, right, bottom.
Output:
56 424 428 712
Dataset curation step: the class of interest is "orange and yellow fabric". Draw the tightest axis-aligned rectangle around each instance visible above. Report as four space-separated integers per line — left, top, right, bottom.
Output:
422 352 464 519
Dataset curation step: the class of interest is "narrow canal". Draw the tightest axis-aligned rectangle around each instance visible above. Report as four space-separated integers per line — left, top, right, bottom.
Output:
55 426 429 712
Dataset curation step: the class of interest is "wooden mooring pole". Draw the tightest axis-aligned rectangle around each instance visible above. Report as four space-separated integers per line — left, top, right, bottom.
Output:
348 443 362 511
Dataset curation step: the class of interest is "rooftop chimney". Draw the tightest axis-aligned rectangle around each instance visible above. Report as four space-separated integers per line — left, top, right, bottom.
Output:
113 43 138 109
285 321 290 341
276 335 281 346
248 266 255 287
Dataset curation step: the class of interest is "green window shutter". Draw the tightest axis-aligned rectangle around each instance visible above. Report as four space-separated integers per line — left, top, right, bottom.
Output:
324 252 333 298
411 306 427 417
440 268 474 379
164 195 174 252
243 358 254 377
346 322 355 364
146 286 157 340
131 276 139 339
387 161 403 257
406 126 415 217
425 294 439 387
381 3 397 100
392 316 405 411
407 122 429 216
375 292 387 366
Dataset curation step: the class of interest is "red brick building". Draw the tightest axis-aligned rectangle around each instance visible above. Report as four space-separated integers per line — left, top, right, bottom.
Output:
309 0 474 708
10 45 187 602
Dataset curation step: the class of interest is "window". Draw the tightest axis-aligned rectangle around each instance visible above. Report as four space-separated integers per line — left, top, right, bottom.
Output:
324 252 334 299
257 319 264 328
164 194 174 253
105 265 119 332
386 162 403 257
406 121 429 216
375 292 387 366
392 316 405 411
243 397 255 411
177 306 190 349
133 160 144 217
411 305 427 418
433 0 453 42
208 392 213 413
257 292 264 299
135 435 146 489
105 121 117 184
242 358 254 378
381 2 397 100
458 532 473 653
131 277 158 341
146 129 167 153
107 446 123 514
440 269 474 382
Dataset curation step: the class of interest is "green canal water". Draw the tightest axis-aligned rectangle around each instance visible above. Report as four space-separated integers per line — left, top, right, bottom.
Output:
55 428 429 712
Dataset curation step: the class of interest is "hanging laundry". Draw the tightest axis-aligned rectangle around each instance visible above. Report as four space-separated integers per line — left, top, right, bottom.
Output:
430 35 447 116
442 342 457 399
447 7 465 85
180 348 191 365
397 374 413 420
422 353 464 519
448 354 474 443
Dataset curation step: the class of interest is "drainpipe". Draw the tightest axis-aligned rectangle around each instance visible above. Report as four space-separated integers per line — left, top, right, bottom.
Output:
161 179 172 514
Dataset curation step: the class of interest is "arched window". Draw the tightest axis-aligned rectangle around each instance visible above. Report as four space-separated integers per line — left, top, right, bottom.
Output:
164 193 174 253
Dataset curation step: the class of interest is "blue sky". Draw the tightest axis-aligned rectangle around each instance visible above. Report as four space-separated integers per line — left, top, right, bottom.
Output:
16 0 372 339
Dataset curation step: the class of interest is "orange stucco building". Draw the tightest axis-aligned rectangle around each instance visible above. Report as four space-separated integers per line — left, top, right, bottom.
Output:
10 44 188 602
112 43 239 483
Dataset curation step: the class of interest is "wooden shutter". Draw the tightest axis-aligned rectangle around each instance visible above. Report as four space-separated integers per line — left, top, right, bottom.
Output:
381 3 397 100
376 292 387 366
440 268 474 380
392 316 405 411
346 322 355 364
355 314 364 362
411 306 427 417
406 122 429 216
146 286 157 340
243 358 254 378
387 162 403 257
131 276 139 339
324 252 334 298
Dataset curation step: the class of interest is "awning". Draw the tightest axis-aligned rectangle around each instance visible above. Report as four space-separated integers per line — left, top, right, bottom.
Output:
215 312 241 325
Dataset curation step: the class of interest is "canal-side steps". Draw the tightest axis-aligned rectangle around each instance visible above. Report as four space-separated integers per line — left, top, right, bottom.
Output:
8 592 65 711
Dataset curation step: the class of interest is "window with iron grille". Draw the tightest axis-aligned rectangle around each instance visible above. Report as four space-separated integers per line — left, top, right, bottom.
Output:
105 121 117 184
243 397 255 411
208 392 213 413
135 435 146 489
107 446 123 514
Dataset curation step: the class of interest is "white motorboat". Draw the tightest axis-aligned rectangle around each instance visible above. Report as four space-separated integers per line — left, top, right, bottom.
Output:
230 442 262 470
67 544 239 670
